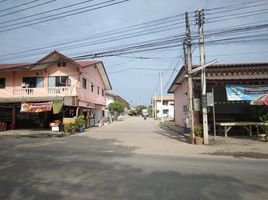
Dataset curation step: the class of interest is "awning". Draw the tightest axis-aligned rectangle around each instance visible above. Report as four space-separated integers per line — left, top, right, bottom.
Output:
225 84 268 104
20 102 52 112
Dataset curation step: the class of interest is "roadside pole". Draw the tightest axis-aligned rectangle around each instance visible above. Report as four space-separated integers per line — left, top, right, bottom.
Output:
212 87 216 140
160 72 164 123
197 8 209 144
185 12 195 144
154 91 157 119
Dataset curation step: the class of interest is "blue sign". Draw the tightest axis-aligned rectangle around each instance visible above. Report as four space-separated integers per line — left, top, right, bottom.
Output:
225 84 268 101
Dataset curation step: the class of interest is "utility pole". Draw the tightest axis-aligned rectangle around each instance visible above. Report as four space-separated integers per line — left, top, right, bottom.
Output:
154 91 157 119
197 8 209 144
160 72 164 123
185 12 195 144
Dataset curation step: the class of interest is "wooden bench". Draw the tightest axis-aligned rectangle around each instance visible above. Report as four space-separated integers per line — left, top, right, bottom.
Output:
216 122 265 137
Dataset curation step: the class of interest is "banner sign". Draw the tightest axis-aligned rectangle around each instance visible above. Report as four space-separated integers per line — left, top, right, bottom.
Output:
20 102 52 113
225 84 268 101
53 100 63 114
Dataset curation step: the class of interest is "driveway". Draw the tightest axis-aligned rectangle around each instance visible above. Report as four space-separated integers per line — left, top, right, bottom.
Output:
0 117 268 200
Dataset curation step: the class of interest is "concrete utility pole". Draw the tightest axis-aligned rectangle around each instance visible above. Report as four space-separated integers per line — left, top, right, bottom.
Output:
154 91 157 119
185 12 195 144
197 8 209 144
160 72 164 123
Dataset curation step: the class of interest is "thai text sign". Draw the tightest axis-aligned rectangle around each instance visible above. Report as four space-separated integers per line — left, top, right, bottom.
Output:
226 85 268 101
20 102 52 113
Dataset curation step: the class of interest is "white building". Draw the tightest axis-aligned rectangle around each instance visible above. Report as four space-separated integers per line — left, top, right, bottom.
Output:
152 96 174 119
105 92 130 117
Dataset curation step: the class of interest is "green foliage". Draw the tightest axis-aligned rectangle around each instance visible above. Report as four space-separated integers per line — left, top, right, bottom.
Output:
108 102 125 115
75 116 85 127
64 122 77 133
194 124 203 137
260 112 268 135
135 105 147 115
147 105 153 117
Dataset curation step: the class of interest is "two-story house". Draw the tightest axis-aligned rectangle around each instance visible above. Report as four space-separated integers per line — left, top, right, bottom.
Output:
0 51 112 129
151 96 174 119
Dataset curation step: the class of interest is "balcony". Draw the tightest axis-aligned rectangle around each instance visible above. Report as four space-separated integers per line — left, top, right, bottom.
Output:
13 87 76 97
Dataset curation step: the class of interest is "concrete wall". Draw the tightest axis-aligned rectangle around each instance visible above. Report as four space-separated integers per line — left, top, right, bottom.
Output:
79 64 106 106
174 79 188 128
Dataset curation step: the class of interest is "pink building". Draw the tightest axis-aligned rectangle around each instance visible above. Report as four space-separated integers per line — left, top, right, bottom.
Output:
168 63 268 135
0 51 112 129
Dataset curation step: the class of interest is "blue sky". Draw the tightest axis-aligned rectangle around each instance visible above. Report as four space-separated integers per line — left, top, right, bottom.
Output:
0 0 267 106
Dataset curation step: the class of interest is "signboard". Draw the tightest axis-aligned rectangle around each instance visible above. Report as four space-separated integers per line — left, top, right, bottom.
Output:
20 102 52 113
193 98 200 111
207 92 214 107
53 100 63 114
226 84 268 101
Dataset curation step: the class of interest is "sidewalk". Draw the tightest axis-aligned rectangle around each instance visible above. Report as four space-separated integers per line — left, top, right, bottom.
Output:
162 120 268 159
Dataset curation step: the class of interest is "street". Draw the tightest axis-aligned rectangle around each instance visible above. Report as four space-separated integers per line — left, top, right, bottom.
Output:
0 117 268 200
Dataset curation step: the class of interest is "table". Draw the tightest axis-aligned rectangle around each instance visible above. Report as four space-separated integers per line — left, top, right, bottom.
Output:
216 122 265 137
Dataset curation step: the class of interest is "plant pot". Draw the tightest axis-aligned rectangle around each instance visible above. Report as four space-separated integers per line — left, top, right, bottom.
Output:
194 137 204 145
71 129 76 134
79 127 84 133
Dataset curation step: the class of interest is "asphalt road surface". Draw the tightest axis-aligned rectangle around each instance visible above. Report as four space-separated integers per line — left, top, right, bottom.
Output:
0 117 267 200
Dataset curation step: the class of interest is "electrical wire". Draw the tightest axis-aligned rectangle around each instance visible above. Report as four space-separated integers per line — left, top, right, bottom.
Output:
0 0 129 33
0 0 56 18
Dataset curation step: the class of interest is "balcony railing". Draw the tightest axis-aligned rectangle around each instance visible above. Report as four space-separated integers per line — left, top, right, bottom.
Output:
13 86 76 97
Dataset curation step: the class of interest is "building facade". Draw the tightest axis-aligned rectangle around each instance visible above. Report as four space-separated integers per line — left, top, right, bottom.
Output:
151 96 174 119
0 51 112 129
168 62 268 134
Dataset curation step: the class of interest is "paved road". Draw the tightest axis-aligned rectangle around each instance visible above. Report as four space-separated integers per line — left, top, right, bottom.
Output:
0 117 267 200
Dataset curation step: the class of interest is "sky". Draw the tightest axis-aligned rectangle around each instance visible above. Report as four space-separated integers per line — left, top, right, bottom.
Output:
0 0 267 106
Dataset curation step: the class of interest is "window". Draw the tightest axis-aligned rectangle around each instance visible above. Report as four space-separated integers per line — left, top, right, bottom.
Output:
82 78 87 89
0 78 5 89
22 77 44 88
91 82 94 92
163 109 169 114
97 87 100 95
48 76 68 87
57 61 66 67
163 100 168 106
102 89 104 96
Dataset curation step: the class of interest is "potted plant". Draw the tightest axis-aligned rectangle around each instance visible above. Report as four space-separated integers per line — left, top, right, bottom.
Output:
260 112 268 142
194 124 204 145
75 116 85 133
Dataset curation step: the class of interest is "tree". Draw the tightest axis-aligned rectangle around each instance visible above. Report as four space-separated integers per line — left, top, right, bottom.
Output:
135 105 147 116
147 105 153 117
108 102 125 116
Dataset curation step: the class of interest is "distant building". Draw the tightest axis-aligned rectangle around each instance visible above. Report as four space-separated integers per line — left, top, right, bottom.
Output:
105 92 129 116
151 96 174 119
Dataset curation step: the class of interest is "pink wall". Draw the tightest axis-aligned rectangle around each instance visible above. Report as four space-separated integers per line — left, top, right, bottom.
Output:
0 72 13 96
79 64 106 106
0 61 106 106
174 79 189 128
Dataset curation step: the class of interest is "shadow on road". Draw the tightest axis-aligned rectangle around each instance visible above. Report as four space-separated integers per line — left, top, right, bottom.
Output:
154 123 188 143
0 135 267 199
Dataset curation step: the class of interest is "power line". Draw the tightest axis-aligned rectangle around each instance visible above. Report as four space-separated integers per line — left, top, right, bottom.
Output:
0 0 56 18
0 14 186 60
0 0 129 33
109 67 177 74
0 0 38 12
